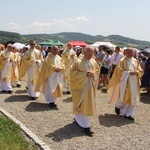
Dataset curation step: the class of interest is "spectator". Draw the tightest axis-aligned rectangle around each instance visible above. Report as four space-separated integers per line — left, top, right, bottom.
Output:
140 56 147 70
100 49 112 87
141 54 150 94
110 46 124 77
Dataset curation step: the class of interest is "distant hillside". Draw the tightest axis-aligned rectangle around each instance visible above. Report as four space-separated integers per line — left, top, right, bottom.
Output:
0 30 150 48
0 30 27 44
105 35 150 48
23 32 105 44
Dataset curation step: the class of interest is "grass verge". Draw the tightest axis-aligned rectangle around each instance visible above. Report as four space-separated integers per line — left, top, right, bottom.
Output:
0 114 38 150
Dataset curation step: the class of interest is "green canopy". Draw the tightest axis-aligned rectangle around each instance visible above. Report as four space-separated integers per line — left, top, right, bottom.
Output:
39 40 64 47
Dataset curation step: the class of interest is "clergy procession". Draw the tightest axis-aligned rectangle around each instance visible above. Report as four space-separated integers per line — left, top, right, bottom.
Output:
1 39 150 137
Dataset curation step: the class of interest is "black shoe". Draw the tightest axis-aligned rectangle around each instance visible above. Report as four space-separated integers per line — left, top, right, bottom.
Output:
30 97 38 100
49 102 57 108
7 90 13 94
16 84 21 88
66 91 71 94
84 128 94 137
73 119 78 124
124 116 134 121
115 107 120 115
1 90 7 93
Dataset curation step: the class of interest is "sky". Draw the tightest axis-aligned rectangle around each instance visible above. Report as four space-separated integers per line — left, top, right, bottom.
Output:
0 0 150 41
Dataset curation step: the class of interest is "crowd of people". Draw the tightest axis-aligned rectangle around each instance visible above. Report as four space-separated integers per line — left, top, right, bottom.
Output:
0 40 149 137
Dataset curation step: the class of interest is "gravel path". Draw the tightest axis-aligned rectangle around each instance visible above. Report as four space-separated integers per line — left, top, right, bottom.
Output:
0 81 150 150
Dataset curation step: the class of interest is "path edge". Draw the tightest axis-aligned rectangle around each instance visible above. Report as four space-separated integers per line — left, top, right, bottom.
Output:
0 107 51 150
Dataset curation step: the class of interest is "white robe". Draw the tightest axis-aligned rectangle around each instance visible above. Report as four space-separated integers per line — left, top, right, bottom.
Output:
75 114 90 128
27 50 41 97
1 56 13 91
74 57 94 128
11 60 20 86
27 62 40 97
0 74 1 91
63 49 75 92
45 55 63 103
115 58 139 117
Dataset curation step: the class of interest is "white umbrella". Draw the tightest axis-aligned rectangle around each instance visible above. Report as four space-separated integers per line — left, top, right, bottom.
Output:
13 43 25 50
142 48 150 57
75 45 81 48
123 47 127 50
143 48 150 53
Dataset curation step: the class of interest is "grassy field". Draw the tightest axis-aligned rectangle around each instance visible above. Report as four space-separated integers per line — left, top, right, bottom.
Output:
0 114 38 150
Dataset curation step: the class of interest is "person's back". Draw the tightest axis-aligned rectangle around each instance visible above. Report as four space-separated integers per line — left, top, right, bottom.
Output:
97 50 105 62
141 57 150 94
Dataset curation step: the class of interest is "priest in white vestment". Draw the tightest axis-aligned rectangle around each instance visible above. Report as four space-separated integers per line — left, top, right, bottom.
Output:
0 46 5 91
108 47 143 121
35 46 65 108
19 40 43 100
11 47 21 88
70 45 99 136
0 44 14 94
61 43 77 94
0 49 3 91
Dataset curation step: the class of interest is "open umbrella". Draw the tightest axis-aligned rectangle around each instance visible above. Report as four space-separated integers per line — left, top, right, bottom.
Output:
13 43 25 50
142 48 150 57
143 48 150 53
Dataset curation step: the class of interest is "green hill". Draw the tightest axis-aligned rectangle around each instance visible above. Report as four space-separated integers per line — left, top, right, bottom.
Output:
0 30 27 44
0 30 150 48
23 32 104 44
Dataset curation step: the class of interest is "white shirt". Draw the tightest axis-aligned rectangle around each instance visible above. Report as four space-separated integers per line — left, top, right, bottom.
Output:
103 55 112 69
111 52 124 65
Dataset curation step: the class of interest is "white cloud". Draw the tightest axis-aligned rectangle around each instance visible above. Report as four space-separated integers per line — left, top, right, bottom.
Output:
67 18 74 22
6 22 21 30
75 16 90 22
27 19 76 33
67 16 90 22
3 16 90 34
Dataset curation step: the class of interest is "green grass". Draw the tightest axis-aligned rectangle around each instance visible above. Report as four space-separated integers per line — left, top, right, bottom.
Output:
0 114 38 150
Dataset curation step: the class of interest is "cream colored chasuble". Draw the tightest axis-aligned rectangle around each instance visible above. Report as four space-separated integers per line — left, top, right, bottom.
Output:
76 58 94 109
126 58 139 106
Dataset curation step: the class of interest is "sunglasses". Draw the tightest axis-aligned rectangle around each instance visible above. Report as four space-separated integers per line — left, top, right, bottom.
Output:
31 44 35 45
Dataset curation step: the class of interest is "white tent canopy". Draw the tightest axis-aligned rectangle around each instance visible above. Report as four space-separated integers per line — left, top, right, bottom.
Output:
92 42 116 50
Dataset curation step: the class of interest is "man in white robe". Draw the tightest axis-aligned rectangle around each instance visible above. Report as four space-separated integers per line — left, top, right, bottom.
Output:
19 40 43 100
108 47 143 121
0 46 5 91
0 44 14 94
11 47 21 88
35 46 65 108
0 49 3 91
70 45 99 136
61 43 77 94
